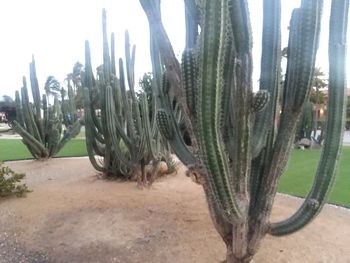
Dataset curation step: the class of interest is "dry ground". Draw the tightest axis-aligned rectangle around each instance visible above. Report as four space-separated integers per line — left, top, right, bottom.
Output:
1 157 350 263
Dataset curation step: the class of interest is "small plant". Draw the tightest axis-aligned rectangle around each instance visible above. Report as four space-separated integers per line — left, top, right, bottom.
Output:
0 162 30 198
164 155 180 175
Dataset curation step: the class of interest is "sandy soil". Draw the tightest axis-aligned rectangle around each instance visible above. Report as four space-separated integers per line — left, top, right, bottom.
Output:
1 157 350 263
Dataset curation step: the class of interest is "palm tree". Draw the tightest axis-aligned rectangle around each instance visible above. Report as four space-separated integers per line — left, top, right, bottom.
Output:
66 61 84 108
44 76 61 105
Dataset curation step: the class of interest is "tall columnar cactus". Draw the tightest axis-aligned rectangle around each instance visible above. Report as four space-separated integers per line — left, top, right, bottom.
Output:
140 0 348 261
83 9 170 185
12 57 82 159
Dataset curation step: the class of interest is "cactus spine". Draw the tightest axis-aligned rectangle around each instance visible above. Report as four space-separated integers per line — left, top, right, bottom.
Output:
140 0 348 261
12 57 81 159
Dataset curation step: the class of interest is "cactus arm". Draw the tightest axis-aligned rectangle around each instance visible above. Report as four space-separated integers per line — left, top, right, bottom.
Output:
29 56 42 119
111 33 117 76
140 0 199 151
29 58 46 142
157 72 196 165
125 31 143 137
20 80 36 139
269 0 348 236
118 58 137 145
83 42 107 161
99 83 113 174
42 94 48 147
202 176 233 250
22 140 41 159
140 93 159 160
184 0 200 49
229 0 252 54
90 100 104 141
252 0 281 158
84 41 105 144
110 34 123 123
46 98 60 156
112 76 123 127
55 121 82 155
83 88 105 172
105 85 134 167
250 0 281 213
196 0 244 222
156 108 195 165
102 9 111 82
107 91 132 150
282 1 322 111
15 91 25 127
124 31 135 90
259 0 322 204
12 121 49 158
181 49 197 117
100 10 113 172
265 0 322 186
48 125 60 157
82 98 105 157
149 32 164 93
145 3 197 151
139 0 183 99
247 1 323 251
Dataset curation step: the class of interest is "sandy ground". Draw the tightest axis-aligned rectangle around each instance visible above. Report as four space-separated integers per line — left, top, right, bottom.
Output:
1 157 350 263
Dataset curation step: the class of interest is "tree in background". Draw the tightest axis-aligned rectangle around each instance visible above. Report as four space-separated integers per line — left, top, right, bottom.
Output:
296 68 327 145
139 72 154 118
66 62 84 109
310 67 327 139
0 95 16 123
44 75 61 104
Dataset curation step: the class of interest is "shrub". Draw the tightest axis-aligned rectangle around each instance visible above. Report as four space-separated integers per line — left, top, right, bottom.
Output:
0 162 30 198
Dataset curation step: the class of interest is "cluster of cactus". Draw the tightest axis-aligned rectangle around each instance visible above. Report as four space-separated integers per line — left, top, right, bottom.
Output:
12 57 81 159
140 0 348 262
82 10 171 185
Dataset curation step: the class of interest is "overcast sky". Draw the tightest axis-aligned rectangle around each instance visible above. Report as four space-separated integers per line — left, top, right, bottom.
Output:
0 0 345 99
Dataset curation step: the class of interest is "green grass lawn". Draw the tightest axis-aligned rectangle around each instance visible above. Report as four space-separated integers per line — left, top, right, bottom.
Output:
278 147 350 207
1 138 349 207
0 139 88 161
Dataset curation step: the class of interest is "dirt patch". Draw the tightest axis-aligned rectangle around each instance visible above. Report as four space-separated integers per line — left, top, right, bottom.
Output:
1 157 350 263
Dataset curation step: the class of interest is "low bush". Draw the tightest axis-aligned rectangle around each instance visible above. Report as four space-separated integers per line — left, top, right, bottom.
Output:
0 162 30 198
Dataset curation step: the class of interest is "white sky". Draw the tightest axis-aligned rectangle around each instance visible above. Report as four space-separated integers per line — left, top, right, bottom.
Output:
0 0 347 98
